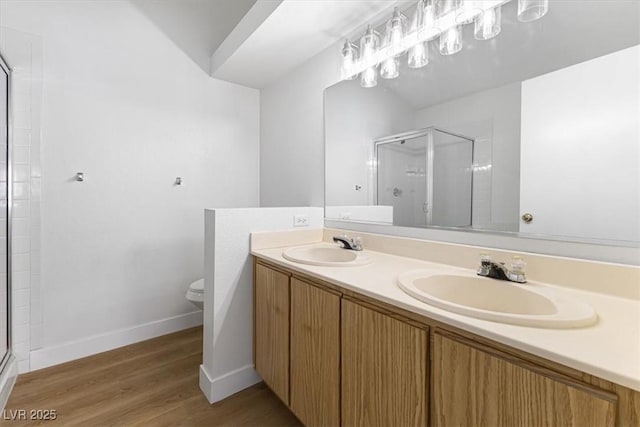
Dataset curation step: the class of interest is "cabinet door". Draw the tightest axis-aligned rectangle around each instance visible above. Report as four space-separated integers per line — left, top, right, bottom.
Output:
290 278 341 427
432 331 617 427
342 299 428 427
254 263 290 404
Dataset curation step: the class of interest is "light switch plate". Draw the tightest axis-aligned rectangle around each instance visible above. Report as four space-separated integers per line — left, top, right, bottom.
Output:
294 214 309 227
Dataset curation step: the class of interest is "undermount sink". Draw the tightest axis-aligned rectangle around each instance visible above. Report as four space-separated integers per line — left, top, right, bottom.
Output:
397 270 597 328
283 244 372 267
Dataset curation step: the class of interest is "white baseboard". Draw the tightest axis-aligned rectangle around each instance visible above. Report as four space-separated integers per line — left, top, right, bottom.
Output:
0 355 17 412
199 364 261 404
29 311 203 371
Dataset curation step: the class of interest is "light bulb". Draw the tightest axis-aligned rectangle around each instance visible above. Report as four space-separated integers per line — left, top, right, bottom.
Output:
380 57 399 79
408 42 429 68
412 0 438 41
361 66 378 88
411 0 427 34
474 6 501 40
340 39 358 80
359 25 380 68
439 25 462 55
384 7 408 57
517 0 548 22
423 0 437 37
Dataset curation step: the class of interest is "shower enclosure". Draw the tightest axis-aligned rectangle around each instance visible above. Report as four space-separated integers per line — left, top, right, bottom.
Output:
375 127 474 228
0 52 11 380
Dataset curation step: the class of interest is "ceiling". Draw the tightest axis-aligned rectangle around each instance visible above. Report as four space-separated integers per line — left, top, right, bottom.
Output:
210 0 408 88
133 0 406 88
130 0 257 74
131 0 639 92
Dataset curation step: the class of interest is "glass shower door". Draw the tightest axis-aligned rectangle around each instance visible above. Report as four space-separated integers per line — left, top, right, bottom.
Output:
375 127 474 229
429 129 474 227
0 53 10 373
376 134 428 227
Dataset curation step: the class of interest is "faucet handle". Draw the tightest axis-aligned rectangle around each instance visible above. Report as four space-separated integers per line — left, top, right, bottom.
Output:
479 253 492 266
510 256 526 273
508 256 527 283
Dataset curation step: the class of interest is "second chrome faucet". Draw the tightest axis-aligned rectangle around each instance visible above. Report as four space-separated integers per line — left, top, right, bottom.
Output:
477 254 527 283
333 235 363 251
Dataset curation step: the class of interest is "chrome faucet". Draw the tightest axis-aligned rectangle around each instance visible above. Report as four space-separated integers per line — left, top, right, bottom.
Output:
333 235 363 251
477 255 527 283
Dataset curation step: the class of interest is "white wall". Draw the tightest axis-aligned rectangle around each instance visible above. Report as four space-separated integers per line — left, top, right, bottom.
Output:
1 0 260 370
520 45 640 242
201 207 323 403
260 42 341 208
414 83 521 231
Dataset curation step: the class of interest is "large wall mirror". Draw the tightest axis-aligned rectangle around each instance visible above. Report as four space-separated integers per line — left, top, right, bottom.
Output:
325 0 639 250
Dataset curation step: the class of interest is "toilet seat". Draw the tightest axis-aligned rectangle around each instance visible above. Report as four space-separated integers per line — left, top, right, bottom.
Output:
186 279 204 305
189 278 204 293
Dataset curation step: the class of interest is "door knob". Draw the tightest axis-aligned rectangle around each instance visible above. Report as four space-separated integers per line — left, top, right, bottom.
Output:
521 213 533 223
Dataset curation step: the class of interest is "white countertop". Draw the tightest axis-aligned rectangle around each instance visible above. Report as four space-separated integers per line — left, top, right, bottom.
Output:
252 243 640 392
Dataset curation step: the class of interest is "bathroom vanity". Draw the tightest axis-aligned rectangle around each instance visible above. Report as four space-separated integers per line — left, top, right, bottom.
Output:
251 232 640 427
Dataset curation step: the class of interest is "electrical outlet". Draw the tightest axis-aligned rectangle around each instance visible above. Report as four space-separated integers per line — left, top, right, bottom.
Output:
294 214 309 227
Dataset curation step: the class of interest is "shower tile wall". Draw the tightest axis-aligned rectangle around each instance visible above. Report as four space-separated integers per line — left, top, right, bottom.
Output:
0 27 43 373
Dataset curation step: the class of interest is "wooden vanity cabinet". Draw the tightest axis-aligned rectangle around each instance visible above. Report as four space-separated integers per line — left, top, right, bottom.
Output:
341 299 429 427
290 278 341 427
254 259 638 427
254 263 290 404
432 330 618 427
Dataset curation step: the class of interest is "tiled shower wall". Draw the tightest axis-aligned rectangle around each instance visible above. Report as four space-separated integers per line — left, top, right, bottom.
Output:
0 27 42 373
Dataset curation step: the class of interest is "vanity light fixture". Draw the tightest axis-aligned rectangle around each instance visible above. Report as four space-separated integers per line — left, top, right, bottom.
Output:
340 39 358 80
359 25 380 87
439 25 462 55
517 0 548 22
341 0 549 86
408 0 431 68
380 7 408 79
475 4 502 40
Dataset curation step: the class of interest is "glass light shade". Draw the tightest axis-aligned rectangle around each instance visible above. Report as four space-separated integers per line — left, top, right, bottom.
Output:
359 25 380 67
340 39 359 80
423 0 438 36
408 41 429 68
435 0 461 18
361 66 378 88
456 0 483 24
380 57 399 79
474 6 501 40
384 7 408 56
411 0 427 33
412 0 438 40
517 0 548 22
439 25 462 55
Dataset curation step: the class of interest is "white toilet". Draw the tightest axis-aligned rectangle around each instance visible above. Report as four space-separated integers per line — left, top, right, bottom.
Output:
186 278 204 310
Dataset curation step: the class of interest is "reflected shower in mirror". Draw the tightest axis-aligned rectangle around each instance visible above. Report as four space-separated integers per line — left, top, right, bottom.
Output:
324 0 639 246
374 128 474 229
